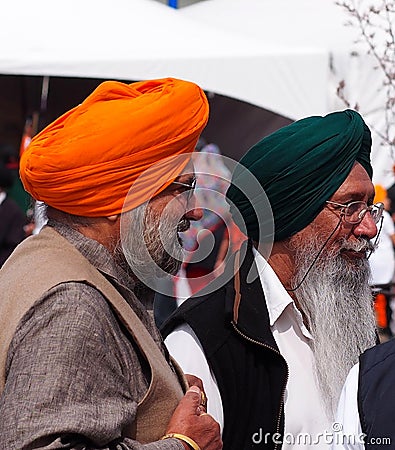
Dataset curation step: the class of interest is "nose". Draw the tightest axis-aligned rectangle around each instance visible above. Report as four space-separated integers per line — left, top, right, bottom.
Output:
352 211 378 240
185 206 204 221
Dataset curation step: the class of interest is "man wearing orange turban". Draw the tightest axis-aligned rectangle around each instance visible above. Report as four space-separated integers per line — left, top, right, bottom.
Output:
0 78 222 450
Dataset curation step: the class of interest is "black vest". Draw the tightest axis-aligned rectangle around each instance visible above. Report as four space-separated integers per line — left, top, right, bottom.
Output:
161 242 288 450
358 340 395 449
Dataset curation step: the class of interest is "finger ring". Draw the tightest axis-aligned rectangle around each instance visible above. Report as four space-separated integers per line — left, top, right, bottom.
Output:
200 391 207 407
196 405 205 415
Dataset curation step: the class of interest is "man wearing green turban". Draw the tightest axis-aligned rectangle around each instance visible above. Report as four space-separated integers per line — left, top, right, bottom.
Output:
163 110 382 449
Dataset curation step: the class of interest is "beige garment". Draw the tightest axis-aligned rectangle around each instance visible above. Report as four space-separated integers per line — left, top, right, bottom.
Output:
0 226 187 443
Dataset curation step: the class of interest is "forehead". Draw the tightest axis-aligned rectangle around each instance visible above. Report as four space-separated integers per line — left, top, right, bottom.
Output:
331 162 374 201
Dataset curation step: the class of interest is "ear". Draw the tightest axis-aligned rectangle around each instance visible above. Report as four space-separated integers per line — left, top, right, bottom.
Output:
106 214 119 222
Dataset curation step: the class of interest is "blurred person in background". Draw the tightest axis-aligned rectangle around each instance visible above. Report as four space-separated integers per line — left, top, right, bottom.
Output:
0 163 28 267
0 143 32 216
368 184 395 340
154 140 246 328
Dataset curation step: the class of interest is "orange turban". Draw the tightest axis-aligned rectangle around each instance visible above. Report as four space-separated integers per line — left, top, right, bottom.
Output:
20 78 209 216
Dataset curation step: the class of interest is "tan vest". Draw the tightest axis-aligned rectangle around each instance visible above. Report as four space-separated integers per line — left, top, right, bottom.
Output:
0 227 187 443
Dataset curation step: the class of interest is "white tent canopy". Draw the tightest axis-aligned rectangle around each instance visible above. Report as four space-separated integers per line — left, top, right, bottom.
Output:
0 0 392 185
180 0 394 187
0 0 335 120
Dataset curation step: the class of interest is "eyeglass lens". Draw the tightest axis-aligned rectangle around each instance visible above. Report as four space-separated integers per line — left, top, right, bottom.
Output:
344 202 383 224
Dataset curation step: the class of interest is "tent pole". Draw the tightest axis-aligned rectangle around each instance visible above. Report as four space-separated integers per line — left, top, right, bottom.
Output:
40 76 50 113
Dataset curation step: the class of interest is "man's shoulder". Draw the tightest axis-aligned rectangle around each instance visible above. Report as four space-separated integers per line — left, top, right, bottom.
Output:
161 279 232 339
360 339 395 374
1 227 89 283
161 243 261 338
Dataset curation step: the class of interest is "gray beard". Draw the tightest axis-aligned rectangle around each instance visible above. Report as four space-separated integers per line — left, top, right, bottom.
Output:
291 234 377 419
115 202 186 282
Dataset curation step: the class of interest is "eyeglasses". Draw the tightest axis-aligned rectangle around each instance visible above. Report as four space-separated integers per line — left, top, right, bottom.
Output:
171 177 197 202
325 200 384 224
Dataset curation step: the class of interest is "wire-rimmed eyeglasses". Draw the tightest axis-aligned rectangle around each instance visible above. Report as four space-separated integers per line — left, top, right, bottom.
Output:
325 200 384 225
171 177 197 202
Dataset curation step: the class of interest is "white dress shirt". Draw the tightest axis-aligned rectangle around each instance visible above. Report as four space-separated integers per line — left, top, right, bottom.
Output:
332 364 364 450
165 249 332 448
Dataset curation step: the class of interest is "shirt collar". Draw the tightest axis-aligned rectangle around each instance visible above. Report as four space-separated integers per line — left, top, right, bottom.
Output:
252 247 292 325
0 192 6 205
252 247 312 339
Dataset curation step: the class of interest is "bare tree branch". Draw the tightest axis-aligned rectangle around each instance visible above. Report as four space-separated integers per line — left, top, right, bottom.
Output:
335 0 395 159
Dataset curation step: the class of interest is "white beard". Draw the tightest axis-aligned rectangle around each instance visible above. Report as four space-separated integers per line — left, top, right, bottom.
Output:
291 234 377 419
117 202 186 281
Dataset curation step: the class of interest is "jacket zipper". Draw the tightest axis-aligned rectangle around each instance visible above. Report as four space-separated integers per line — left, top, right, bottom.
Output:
231 321 289 450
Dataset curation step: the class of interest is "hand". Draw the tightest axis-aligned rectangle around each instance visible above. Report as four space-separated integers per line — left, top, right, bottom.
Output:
184 374 204 391
166 386 222 450
184 374 207 412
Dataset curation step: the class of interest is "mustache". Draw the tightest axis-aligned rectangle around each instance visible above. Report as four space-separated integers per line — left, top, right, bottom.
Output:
340 237 376 253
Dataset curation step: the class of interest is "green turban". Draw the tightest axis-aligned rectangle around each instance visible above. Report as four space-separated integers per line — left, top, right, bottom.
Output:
226 109 372 242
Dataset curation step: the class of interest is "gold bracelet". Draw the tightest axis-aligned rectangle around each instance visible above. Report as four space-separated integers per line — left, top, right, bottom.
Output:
161 433 201 450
